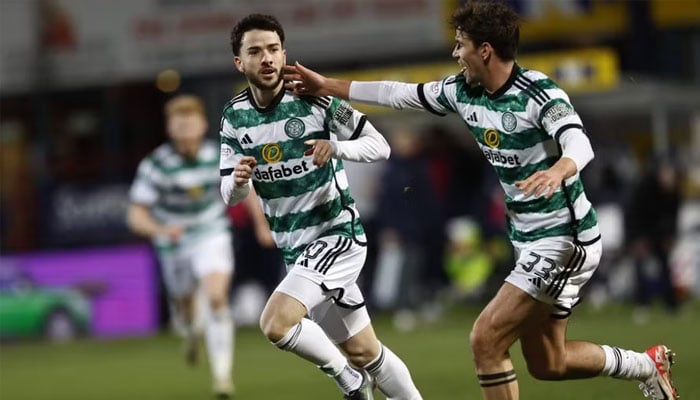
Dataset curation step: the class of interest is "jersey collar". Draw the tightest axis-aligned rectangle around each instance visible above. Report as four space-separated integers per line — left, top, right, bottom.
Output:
247 86 286 113
487 63 520 100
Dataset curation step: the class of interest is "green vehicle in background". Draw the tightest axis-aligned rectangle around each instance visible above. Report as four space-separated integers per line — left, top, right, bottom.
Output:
0 268 91 341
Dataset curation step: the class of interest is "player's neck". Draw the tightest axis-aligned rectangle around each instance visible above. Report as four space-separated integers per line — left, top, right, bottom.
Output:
483 60 516 95
249 81 284 108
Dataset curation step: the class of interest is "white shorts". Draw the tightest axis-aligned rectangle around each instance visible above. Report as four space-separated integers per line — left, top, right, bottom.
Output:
505 237 602 318
158 231 234 298
275 235 371 343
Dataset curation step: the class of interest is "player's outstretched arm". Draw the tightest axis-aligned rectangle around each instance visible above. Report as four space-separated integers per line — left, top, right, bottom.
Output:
285 62 429 112
284 62 351 99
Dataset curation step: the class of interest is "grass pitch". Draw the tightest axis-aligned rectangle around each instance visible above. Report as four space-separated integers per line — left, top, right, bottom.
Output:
1 303 697 400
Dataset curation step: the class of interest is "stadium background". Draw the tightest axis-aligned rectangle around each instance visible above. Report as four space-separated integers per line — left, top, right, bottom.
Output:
1 0 699 399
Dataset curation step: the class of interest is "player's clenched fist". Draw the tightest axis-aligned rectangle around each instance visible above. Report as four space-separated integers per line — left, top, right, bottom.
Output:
234 156 257 186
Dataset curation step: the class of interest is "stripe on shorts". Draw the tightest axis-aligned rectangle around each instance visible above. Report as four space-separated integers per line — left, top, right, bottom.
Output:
319 237 351 275
546 244 585 298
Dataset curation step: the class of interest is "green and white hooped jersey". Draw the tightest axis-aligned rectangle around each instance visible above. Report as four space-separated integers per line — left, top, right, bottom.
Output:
418 65 599 247
219 88 366 265
129 140 230 250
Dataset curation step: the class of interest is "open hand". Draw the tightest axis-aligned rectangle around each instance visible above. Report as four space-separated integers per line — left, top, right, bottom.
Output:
284 62 330 96
515 169 563 199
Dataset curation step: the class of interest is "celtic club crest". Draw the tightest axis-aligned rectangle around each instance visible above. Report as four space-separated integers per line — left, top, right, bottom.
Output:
284 118 305 139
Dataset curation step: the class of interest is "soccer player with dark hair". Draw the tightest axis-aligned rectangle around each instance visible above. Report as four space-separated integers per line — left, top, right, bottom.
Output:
220 14 423 400
284 2 678 399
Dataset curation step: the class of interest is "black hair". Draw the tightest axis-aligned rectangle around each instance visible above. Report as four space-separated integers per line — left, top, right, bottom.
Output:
230 14 285 56
451 1 520 60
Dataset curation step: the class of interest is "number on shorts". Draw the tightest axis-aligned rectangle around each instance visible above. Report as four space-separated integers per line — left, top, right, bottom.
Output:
303 240 328 259
520 252 556 280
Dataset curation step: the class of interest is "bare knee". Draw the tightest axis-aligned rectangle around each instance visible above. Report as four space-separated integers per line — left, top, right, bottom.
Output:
258 307 291 342
343 340 379 367
207 293 228 311
339 325 381 367
469 316 502 364
258 294 306 343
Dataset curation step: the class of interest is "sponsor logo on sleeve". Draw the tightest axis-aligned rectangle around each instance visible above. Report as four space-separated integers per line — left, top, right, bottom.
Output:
220 146 232 159
542 103 574 129
332 102 354 126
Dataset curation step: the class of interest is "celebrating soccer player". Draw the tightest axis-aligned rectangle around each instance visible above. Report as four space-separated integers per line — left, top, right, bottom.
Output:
220 14 423 400
284 2 678 400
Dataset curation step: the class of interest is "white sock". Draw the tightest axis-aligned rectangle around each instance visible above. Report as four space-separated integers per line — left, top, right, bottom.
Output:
273 318 361 394
331 365 364 394
205 307 234 383
600 345 654 380
365 345 422 400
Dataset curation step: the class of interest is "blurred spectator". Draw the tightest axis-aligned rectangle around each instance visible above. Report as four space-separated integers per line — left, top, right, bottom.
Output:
444 216 509 302
625 158 683 322
372 127 441 329
342 158 387 298
227 195 285 327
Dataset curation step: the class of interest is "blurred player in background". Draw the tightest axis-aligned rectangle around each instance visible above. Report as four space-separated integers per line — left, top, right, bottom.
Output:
127 95 239 399
220 14 422 400
284 2 678 400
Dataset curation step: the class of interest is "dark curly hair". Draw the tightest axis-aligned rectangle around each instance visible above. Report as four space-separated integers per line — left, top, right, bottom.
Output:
230 14 285 56
450 1 520 61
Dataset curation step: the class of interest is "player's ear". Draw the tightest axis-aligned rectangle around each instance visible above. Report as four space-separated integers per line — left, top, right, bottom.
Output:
481 42 491 61
234 56 244 73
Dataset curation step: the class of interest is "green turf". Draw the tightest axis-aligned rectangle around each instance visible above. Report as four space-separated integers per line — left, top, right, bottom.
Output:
1 303 696 400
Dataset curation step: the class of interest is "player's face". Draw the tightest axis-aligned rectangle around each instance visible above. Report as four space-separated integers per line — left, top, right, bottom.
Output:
234 29 286 91
452 30 483 85
167 112 207 145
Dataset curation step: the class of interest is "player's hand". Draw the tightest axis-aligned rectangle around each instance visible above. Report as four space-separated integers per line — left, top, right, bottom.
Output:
284 62 330 96
234 156 257 186
515 169 564 199
159 225 185 242
304 139 334 166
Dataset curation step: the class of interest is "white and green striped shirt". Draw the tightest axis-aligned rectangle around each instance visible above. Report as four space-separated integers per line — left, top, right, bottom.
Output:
129 140 230 250
219 88 368 265
352 65 600 247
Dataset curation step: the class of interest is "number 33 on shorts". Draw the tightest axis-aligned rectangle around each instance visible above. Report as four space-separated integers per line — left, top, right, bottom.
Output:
511 242 595 304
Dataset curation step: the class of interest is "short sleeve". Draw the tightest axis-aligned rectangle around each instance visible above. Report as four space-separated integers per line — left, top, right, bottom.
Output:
129 158 159 205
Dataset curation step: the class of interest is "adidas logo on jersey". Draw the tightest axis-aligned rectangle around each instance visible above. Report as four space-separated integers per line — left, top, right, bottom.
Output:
467 112 478 123
241 134 253 145
253 161 310 182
